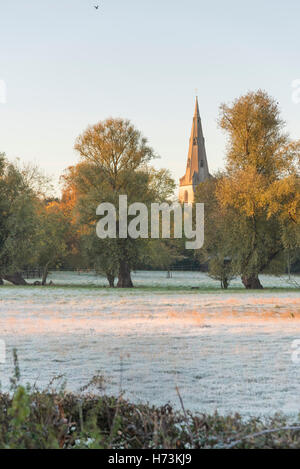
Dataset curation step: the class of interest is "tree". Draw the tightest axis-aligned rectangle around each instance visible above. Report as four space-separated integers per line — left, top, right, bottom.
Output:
216 167 283 288
216 90 300 288
64 118 175 288
80 231 120 288
208 257 235 289
264 166 300 277
0 155 44 285
219 90 296 178
35 201 69 285
195 176 237 289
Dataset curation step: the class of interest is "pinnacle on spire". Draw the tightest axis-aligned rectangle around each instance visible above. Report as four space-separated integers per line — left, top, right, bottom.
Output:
194 96 200 117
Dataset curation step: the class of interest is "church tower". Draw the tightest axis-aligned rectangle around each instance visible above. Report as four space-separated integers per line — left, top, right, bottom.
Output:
179 97 210 203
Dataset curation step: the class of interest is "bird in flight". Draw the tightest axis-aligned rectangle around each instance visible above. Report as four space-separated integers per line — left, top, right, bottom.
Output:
94 4 99 9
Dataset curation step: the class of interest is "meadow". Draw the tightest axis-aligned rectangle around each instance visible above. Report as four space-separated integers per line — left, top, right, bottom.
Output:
1 271 299 420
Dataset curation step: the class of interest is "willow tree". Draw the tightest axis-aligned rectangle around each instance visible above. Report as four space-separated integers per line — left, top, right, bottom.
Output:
195 176 237 289
0 155 43 284
35 201 69 285
217 90 300 288
69 118 175 288
265 163 300 274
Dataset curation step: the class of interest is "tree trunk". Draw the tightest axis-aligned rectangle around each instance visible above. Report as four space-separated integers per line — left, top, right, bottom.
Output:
107 273 115 288
221 280 228 289
287 250 291 281
42 262 50 286
117 261 133 288
3 272 27 285
241 274 263 289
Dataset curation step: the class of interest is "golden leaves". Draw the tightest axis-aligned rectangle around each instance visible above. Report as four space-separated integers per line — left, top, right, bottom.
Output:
216 166 267 217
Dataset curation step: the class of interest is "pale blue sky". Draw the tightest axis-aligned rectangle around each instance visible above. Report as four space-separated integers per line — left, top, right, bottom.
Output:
0 0 299 189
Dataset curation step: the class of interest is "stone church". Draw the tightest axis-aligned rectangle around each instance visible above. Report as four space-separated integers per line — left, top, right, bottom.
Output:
179 97 210 203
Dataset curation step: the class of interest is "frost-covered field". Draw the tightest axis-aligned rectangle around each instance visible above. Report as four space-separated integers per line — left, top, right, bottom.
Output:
0 271 300 418
17 269 300 289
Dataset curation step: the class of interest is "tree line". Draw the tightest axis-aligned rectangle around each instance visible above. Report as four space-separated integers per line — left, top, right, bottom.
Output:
0 90 299 288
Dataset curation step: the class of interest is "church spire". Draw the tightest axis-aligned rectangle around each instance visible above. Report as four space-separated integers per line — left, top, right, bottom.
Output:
179 97 210 203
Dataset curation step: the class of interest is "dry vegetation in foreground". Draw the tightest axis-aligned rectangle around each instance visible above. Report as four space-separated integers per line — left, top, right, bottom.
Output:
1 350 300 449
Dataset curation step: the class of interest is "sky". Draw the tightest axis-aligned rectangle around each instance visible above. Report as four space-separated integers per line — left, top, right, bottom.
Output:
0 0 299 192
